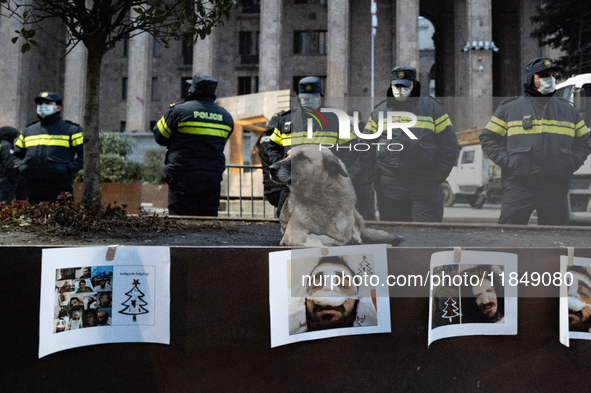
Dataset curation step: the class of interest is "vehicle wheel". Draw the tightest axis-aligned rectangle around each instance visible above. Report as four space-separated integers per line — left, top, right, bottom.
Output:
442 182 456 207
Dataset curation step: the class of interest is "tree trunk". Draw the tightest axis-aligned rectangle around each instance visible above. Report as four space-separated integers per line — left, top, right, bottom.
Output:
82 44 104 210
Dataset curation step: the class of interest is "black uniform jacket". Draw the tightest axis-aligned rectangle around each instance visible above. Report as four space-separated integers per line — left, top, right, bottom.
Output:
361 83 460 184
480 86 591 184
14 112 83 182
153 90 234 179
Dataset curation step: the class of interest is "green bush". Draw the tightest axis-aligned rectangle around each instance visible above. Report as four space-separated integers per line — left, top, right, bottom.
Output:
143 148 166 184
75 132 144 183
99 132 133 156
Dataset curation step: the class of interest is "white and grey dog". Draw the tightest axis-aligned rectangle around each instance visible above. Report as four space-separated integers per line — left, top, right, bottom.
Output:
270 145 403 247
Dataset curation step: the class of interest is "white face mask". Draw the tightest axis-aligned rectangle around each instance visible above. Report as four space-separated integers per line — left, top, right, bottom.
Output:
37 104 55 118
392 86 412 101
537 76 556 95
300 97 321 110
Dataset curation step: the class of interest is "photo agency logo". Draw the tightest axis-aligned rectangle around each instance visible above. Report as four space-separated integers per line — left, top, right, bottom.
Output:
304 108 418 152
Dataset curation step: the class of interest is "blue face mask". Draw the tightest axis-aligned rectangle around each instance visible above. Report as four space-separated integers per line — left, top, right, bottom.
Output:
300 97 321 110
37 104 55 118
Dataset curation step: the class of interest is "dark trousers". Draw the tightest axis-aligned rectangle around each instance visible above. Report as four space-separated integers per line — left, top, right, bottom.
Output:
375 179 443 222
27 180 73 204
275 187 290 218
352 180 376 221
167 176 221 216
499 180 569 225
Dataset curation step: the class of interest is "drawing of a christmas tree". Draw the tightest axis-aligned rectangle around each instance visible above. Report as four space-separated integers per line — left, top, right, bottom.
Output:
357 255 373 275
119 279 149 321
441 297 460 322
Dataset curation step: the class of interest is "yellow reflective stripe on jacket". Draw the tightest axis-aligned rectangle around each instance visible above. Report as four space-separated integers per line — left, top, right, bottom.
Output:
575 120 588 137
365 117 378 133
270 128 283 145
434 114 452 134
157 117 172 139
506 119 581 137
485 116 507 136
178 121 232 132
16 134 25 148
338 129 357 144
71 132 83 147
271 129 341 147
177 126 230 138
21 134 71 147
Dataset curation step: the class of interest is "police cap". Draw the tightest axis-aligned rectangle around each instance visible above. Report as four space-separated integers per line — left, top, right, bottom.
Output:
525 57 561 86
298 76 323 98
34 92 62 105
391 66 416 87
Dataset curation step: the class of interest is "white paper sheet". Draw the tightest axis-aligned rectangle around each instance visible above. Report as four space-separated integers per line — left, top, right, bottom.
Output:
39 246 170 358
559 256 591 347
270 244 391 348
428 250 518 346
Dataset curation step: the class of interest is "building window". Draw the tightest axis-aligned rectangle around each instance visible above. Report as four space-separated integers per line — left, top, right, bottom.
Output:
151 77 159 101
182 35 193 65
254 76 259 93
239 31 259 64
122 77 128 100
238 77 252 95
123 37 129 57
317 30 327 54
153 36 163 57
294 31 308 54
120 121 126 132
242 0 260 13
294 0 307 4
180 76 192 99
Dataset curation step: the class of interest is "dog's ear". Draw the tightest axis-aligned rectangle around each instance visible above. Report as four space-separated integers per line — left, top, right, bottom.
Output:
322 153 349 178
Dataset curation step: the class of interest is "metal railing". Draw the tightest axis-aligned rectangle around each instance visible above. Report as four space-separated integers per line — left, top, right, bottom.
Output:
223 164 277 218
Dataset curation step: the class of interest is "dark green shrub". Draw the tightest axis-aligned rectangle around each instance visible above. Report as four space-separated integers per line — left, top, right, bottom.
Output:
75 132 144 183
143 148 166 184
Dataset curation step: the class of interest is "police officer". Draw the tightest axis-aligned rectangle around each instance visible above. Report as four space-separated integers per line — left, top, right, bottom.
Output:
14 92 83 204
267 76 358 217
258 110 288 210
361 66 459 222
153 72 233 216
480 57 591 225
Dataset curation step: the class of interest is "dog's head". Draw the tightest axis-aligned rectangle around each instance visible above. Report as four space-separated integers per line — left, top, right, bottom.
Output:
269 145 348 187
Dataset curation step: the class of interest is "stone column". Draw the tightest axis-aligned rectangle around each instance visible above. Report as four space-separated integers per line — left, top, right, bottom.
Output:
455 0 493 130
259 0 282 92
63 44 87 125
395 0 419 69
327 0 349 97
0 15 24 127
125 29 151 132
193 33 215 76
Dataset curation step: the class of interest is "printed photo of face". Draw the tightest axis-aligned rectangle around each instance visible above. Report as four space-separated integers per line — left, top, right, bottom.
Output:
568 269 591 332
472 279 498 319
305 260 359 331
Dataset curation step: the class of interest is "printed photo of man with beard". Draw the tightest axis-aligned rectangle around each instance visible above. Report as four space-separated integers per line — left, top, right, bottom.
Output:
288 255 378 335
567 265 591 333
461 266 505 324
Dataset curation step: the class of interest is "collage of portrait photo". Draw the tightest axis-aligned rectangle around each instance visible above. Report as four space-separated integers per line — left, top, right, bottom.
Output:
53 266 114 333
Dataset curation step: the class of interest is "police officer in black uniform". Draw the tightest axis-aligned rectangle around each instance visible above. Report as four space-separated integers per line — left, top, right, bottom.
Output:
267 76 358 217
258 110 288 210
153 72 234 216
361 66 459 222
14 92 83 204
480 57 591 225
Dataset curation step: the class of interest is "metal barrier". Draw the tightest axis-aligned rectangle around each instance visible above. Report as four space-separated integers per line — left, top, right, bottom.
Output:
223 164 277 218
